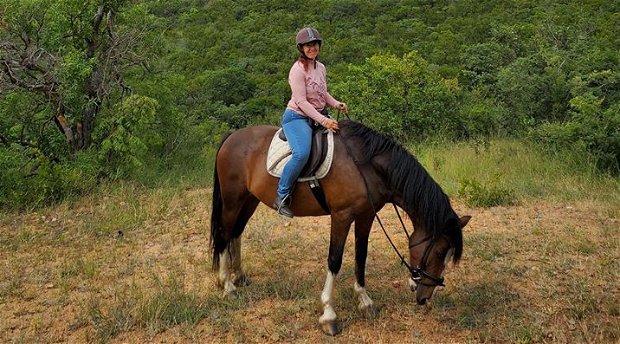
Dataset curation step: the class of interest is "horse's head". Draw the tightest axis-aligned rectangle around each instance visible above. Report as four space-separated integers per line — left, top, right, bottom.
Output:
407 215 471 305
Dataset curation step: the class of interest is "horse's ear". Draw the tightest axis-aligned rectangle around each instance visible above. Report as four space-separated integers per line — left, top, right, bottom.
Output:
459 215 471 228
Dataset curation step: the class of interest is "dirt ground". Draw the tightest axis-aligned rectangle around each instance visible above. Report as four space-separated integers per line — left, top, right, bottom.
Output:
0 188 618 343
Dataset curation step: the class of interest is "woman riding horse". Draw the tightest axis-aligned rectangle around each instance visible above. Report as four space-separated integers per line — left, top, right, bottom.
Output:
274 27 347 218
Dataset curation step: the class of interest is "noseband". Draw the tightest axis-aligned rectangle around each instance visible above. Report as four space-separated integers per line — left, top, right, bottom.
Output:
408 234 446 287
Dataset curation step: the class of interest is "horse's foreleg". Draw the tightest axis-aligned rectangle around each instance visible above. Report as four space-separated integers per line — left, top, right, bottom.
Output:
319 215 352 336
319 270 338 334
354 215 379 319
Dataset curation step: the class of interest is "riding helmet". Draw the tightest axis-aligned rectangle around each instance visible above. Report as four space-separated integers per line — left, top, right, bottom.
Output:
295 27 322 53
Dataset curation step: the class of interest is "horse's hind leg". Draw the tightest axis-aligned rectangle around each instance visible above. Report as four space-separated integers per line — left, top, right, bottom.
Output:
218 195 258 296
230 196 259 287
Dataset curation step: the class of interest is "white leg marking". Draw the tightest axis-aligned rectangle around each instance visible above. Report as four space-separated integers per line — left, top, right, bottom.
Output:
319 271 337 323
218 250 236 296
354 282 374 311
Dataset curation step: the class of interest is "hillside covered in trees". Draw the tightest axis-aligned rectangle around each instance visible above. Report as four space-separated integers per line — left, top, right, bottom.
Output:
1 0 618 208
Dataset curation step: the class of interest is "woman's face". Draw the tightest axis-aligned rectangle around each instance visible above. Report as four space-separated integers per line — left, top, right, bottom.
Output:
302 41 320 60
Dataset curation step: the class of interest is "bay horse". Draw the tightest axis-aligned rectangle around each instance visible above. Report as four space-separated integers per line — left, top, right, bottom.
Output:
210 120 470 335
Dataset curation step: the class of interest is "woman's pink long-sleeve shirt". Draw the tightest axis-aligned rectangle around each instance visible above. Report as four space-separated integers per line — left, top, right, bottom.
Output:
286 60 340 125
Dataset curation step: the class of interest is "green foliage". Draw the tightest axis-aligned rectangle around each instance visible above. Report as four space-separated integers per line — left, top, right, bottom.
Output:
460 42 515 90
332 52 460 141
2 0 619 209
94 95 160 179
86 273 216 342
532 95 620 174
201 66 256 106
57 48 96 115
0 146 99 210
495 56 551 130
458 178 516 208
459 92 503 138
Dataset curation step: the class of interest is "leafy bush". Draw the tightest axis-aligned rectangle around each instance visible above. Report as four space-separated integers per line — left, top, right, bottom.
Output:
460 41 515 90
458 92 503 138
94 95 161 179
0 147 99 210
331 52 460 142
532 95 620 174
458 178 516 208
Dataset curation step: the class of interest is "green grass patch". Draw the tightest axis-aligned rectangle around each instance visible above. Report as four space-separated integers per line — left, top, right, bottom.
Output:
87 293 136 343
85 273 224 342
467 233 508 261
60 257 99 279
136 274 213 335
458 177 516 207
80 182 149 237
414 139 620 205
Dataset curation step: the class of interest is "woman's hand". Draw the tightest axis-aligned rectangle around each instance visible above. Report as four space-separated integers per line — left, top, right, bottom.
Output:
337 102 348 113
324 118 339 133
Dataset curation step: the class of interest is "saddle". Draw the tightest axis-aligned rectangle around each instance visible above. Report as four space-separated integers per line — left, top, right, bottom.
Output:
266 126 335 213
278 127 329 178
266 127 334 182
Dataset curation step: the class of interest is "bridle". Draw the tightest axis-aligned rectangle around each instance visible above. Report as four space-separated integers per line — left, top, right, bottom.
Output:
337 113 449 288
378 208 447 288
407 232 448 287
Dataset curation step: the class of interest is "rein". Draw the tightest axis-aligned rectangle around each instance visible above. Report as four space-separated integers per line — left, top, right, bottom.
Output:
336 110 445 287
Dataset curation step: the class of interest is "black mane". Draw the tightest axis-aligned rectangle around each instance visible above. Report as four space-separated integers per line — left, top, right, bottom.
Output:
340 120 463 261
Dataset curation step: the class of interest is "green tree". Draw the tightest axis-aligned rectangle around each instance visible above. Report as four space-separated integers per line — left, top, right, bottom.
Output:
332 52 460 141
0 0 154 152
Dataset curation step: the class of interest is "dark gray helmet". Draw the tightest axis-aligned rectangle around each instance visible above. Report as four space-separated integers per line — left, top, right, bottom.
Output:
295 27 322 50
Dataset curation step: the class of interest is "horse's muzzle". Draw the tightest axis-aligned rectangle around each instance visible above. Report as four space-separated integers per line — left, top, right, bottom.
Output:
416 297 428 305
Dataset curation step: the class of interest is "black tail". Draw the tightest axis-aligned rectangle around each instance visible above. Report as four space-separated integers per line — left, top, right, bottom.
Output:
210 133 232 271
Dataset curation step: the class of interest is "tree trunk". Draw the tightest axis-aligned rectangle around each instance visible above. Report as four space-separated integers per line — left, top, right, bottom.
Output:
53 112 75 149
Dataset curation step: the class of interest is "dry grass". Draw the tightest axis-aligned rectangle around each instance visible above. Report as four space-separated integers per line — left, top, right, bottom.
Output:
0 183 619 343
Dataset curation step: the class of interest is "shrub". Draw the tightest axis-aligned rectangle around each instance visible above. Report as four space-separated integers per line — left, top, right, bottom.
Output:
532 95 620 174
331 52 460 142
458 92 503 138
458 178 516 208
94 95 161 179
0 146 99 210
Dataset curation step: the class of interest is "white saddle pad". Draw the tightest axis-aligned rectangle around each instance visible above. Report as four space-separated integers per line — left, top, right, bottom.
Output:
266 129 334 182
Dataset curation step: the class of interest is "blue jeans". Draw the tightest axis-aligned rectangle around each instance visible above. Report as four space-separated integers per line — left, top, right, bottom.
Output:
277 108 312 199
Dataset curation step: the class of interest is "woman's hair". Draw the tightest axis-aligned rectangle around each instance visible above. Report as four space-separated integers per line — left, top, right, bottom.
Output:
297 55 318 72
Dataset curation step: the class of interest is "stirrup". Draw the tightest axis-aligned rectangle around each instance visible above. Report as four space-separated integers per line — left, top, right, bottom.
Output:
273 194 294 218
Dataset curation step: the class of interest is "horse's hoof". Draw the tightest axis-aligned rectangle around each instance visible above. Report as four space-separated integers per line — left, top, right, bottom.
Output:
320 320 341 336
222 289 238 299
234 275 252 287
361 304 380 319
